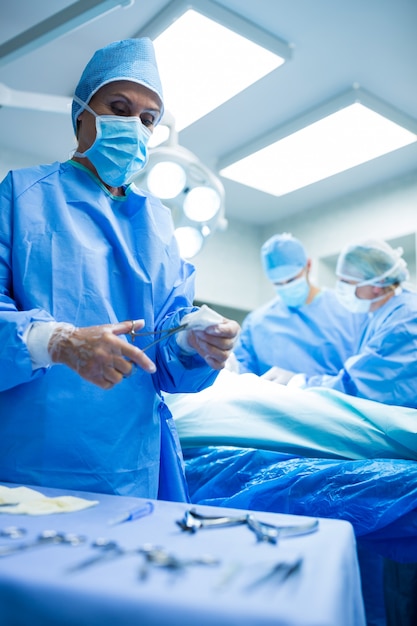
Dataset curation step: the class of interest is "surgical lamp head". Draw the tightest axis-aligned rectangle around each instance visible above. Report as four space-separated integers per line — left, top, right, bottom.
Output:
261 233 308 282
72 38 164 133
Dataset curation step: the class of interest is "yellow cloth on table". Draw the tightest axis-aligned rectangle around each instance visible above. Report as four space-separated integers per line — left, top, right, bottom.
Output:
0 485 98 515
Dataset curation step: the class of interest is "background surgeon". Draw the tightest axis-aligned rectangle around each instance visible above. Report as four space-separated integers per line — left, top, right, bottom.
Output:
286 239 417 408
233 233 365 381
0 38 239 501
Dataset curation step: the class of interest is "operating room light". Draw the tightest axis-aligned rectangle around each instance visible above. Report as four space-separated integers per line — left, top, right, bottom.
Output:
175 227 204 260
153 9 285 131
134 113 226 259
146 161 186 199
183 187 221 222
220 102 417 196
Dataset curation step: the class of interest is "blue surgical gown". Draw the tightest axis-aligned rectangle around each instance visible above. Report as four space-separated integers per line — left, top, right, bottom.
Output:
0 161 218 500
234 289 366 376
303 290 417 408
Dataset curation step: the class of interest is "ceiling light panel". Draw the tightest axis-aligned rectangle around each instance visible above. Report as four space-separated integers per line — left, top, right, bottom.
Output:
136 0 291 131
219 88 417 197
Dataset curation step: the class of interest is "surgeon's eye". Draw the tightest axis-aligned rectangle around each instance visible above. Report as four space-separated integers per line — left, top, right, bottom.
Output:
110 102 130 116
140 113 155 128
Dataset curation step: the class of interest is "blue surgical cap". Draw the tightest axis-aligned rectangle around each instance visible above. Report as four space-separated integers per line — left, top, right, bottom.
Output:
261 233 308 282
71 38 164 133
336 239 409 286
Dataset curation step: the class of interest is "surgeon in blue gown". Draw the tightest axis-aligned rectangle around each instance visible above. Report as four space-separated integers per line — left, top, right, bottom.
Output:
0 38 239 501
233 233 365 380
285 239 417 409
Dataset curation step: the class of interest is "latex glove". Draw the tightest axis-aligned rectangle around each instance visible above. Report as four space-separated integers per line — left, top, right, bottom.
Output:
261 366 297 385
177 305 240 371
48 320 156 390
0 485 98 515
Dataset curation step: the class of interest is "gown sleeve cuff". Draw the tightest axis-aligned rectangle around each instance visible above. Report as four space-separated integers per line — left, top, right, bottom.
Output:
23 321 66 370
175 330 198 355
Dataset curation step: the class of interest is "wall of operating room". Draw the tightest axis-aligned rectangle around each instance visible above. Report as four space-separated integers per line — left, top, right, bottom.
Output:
192 172 417 319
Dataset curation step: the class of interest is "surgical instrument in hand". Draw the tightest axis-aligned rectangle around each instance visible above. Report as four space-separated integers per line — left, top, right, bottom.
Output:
129 323 188 351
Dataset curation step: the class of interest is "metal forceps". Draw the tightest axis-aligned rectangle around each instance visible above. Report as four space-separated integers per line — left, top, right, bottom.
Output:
177 509 248 533
246 515 319 544
66 537 128 573
129 323 188 352
138 543 220 581
0 526 27 539
245 557 303 591
177 509 319 544
0 530 86 558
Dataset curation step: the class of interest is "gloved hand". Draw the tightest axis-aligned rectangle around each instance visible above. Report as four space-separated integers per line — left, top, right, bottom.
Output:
261 366 297 385
177 305 240 371
48 320 156 389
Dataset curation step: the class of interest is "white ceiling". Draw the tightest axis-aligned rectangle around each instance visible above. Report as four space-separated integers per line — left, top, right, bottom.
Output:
0 0 416 225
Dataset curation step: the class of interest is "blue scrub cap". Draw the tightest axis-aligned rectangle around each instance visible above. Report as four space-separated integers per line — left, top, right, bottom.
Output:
336 239 409 286
261 233 308 282
71 38 164 133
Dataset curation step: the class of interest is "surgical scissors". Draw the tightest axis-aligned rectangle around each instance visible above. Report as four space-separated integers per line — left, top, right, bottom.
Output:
129 323 188 351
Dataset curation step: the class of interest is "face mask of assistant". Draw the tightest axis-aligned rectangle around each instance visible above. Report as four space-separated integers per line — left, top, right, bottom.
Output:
74 97 151 187
274 275 310 308
335 280 389 314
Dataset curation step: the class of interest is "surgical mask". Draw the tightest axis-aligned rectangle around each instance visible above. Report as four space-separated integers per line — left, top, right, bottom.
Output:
274 276 310 308
73 97 151 187
335 280 390 314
